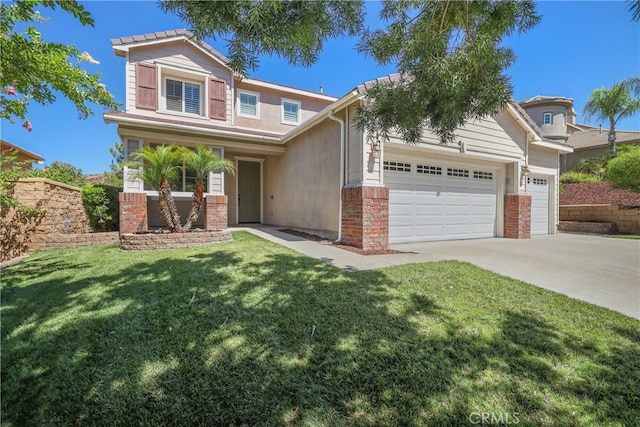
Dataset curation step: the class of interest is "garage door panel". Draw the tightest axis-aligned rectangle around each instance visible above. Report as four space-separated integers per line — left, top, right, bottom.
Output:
387 159 498 243
529 175 550 235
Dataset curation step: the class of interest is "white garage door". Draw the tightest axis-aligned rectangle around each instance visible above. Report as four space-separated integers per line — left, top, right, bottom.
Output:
528 175 550 235
386 160 497 243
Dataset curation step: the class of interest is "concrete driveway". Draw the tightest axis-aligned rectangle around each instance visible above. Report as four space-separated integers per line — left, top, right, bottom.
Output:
385 233 640 319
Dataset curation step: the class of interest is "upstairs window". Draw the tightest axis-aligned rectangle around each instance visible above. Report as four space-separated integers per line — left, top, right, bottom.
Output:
166 78 201 115
281 98 301 124
543 112 552 125
238 90 259 118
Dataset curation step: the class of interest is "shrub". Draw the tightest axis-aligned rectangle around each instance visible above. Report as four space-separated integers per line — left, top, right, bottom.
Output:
604 148 640 193
574 157 605 176
42 161 85 187
81 184 119 231
559 172 603 184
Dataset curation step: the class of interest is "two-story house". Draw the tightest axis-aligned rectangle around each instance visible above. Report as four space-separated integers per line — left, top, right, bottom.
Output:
105 30 573 252
519 95 640 172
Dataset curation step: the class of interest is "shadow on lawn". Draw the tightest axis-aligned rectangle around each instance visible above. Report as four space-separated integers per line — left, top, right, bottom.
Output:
1 234 639 426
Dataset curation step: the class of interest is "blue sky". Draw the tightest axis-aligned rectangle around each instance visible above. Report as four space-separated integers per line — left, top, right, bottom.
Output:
2 0 639 174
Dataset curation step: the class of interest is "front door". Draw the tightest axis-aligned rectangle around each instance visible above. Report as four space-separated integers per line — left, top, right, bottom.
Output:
238 160 261 223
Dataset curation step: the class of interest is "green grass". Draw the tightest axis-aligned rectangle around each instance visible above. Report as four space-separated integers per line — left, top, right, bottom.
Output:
609 234 640 240
1 231 638 426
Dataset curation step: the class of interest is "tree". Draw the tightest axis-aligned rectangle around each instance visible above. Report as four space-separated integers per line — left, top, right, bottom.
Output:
129 145 184 232
604 145 640 193
582 77 640 153
108 140 125 185
630 0 640 21
41 161 85 187
159 0 365 74
0 0 119 130
182 145 235 230
160 0 539 144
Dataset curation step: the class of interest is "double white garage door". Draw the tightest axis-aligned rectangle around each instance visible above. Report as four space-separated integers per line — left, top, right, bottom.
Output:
386 159 550 243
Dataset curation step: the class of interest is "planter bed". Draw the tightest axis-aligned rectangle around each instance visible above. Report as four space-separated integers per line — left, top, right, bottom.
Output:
120 230 232 251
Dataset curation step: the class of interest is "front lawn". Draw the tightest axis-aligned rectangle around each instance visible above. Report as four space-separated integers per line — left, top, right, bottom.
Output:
1 232 638 426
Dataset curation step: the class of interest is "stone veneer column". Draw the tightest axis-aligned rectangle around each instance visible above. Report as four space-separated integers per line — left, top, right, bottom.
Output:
504 194 531 239
119 192 147 234
341 185 389 252
204 194 228 230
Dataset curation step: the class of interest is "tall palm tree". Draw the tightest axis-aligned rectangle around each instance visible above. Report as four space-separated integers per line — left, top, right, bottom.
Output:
182 144 235 230
129 145 185 232
583 77 640 153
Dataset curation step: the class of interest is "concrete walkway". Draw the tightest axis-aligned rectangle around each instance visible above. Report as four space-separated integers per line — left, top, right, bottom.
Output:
237 226 640 319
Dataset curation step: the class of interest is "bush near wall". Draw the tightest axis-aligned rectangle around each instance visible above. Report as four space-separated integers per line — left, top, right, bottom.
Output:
81 184 119 232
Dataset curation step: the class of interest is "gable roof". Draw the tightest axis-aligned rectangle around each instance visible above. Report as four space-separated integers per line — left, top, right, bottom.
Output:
0 139 44 162
111 29 230 67
567 129 640 150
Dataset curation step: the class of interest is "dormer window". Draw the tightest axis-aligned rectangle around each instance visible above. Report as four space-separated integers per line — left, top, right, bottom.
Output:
166 79 201 115
543 112 552 125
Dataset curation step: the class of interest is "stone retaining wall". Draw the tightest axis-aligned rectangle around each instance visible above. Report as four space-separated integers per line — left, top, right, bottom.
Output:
559 204 640 234
1 178 94 260
558 221 616 234
37 232 120 249
120 230 232 251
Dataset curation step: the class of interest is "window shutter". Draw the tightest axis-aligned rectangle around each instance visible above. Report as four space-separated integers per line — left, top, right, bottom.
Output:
209 78 226 120
135 63 157 110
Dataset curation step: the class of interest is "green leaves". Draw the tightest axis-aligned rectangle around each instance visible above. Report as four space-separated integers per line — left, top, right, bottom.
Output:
356 0 540 144
160 1 539 145
160 0 365 75
0 0 119 128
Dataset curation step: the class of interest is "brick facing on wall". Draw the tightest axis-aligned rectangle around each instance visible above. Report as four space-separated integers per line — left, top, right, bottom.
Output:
204 194 228 230
504 194 532 239
119 192 148 234
341 185 389 252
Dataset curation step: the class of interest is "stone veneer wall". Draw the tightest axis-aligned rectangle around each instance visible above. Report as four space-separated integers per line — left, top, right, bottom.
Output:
341 185 389 252
120 230 232 251
504 194 531 239
1 178 92 260
560 205 640 234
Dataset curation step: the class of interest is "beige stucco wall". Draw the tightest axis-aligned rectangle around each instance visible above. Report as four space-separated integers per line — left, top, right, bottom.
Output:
263 118 341 237
234 81 332 134
146 197 204 229
520 103 569 139
565 146 610 171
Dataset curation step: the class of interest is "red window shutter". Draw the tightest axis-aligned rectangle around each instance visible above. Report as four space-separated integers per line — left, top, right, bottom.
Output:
135 62 157 110
209 78 226 120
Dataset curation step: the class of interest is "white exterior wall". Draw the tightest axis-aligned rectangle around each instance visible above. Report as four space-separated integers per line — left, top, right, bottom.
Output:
346 104 363 185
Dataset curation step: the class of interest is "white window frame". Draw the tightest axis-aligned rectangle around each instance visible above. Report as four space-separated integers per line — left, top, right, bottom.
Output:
543 112 552 125
237 89 260 119
281 98 301 125
160 75 204 118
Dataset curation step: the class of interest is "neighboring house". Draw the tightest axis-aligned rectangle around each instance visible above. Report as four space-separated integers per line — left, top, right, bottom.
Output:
1 140 44 170
104 30 573 252
564 130 640 171
518 95 640 172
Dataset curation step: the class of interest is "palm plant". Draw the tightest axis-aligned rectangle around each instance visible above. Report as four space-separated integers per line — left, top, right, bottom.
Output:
182 144 234 230
129 145 185 232
582 77 640 153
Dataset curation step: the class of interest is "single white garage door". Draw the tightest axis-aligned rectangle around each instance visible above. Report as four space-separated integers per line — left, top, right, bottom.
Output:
528 175 550 235
386 160 497 243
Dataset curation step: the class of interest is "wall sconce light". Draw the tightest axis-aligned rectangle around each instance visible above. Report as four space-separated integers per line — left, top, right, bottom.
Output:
370 140 381 158
521 165 530 176
458 141 466 154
